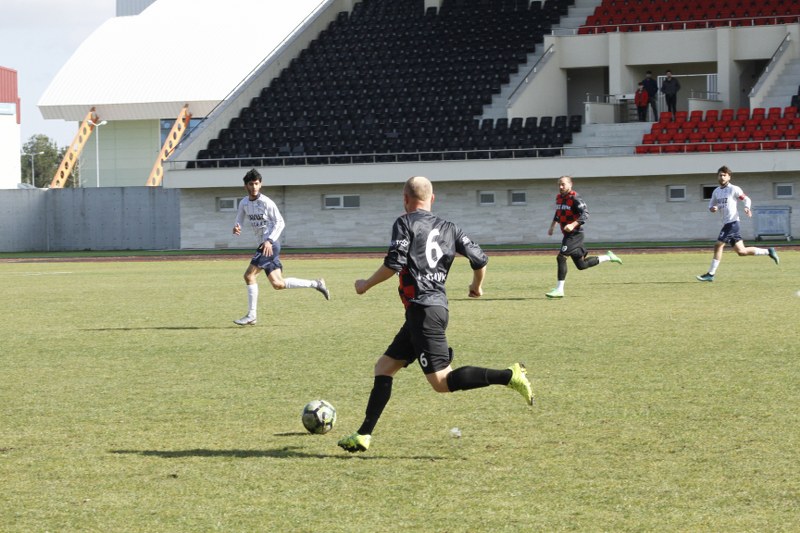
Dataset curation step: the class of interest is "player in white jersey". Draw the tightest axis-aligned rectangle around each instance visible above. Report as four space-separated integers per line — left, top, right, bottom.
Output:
232 169 329 325
696 166 779 282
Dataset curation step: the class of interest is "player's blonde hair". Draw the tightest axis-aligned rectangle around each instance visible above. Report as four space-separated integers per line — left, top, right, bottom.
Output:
405 176 433 201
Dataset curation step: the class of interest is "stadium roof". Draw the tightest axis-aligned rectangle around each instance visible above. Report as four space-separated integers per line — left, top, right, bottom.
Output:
39 0 327 122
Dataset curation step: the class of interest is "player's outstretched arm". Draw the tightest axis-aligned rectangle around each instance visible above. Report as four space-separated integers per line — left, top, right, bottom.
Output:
468 266 486 298
355 265 396 295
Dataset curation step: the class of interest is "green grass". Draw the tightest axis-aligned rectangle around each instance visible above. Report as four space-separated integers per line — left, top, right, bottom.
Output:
1 251 798 532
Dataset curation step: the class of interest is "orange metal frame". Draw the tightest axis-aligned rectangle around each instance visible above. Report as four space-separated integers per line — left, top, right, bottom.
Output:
49 108 100 189
147 104 192 186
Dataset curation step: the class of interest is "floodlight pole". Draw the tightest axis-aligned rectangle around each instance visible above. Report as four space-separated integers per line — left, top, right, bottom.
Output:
89 119 108 187
22 151 45 187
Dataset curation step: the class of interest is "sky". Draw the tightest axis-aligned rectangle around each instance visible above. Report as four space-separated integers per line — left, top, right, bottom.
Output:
1 1 116 148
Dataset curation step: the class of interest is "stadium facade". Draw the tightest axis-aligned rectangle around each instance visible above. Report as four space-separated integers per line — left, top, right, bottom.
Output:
38 0 800 249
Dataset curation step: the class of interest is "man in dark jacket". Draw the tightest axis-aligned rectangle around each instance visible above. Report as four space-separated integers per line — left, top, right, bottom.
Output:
641 70 658 121
661 70 681 118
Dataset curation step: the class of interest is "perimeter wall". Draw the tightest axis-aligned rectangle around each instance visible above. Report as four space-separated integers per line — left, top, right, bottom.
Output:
0 187 180 252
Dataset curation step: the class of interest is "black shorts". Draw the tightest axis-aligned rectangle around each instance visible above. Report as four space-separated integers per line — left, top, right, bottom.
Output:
717 221 743 246
560 231 587 258
385 305 450 375
250 241 283 275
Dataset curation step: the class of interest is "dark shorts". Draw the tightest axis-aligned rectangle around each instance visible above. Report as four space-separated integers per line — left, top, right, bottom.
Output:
717 221 743 246
560 231 587 258
250 241 283 275
385 305 451 375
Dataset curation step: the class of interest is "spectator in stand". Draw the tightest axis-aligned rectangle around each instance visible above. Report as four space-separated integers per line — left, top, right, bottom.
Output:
634 82 649 122
641 70 658 121
660 70 681 119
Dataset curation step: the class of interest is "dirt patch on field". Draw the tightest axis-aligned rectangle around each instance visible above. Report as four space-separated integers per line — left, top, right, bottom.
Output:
2 245 797 263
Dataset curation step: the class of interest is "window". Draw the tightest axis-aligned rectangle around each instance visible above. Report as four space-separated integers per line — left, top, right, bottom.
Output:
217 197 239 212
323 194 360 209
702 185 716 200
160 117 203 146
667 185 686 202
478 191 496 206
774 183 794 199
509 190 527 206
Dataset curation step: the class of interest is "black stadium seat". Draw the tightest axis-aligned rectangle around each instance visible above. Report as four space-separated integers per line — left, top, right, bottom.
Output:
196 0 578 165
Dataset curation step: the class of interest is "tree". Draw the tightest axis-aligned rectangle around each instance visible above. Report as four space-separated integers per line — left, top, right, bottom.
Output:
20 135 80 188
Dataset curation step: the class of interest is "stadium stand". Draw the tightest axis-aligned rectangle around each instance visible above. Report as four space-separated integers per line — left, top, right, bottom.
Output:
579 0 800 34
636 106 800 154
193 0 582 168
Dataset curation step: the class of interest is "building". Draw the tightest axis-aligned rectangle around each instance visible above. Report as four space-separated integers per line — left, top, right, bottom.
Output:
0 66 22 189
38 0 800 249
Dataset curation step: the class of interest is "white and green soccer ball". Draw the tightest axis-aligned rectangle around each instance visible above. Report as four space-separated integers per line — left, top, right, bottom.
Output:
301 399 336 434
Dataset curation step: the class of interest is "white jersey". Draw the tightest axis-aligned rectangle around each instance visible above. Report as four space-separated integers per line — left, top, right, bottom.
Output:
709 184 750 224
235 193 285 246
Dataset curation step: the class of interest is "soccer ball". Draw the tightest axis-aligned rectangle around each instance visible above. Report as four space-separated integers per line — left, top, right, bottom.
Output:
301 400 336 434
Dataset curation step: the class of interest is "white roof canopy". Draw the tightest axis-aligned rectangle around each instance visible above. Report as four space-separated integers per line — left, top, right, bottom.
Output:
39 0 326 121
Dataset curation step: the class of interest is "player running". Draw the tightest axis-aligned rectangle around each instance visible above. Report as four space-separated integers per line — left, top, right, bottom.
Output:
232 169 329 326
337 176 532 454
545 175 622 298
696 165 779 281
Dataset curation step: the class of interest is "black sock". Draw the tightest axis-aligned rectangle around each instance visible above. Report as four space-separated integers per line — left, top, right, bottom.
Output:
446 366 512 391
357 375 393 435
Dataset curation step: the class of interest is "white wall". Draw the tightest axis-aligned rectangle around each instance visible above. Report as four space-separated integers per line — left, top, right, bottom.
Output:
511 24 798 117
178 170 799 249
0 105 21 189
80 119 161 187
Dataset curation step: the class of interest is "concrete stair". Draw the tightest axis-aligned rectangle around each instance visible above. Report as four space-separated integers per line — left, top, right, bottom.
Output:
551 0 604 33
567 122 653 157
760 59 800 109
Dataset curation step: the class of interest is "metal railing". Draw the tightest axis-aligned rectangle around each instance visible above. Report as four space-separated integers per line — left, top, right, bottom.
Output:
170 136 800 171
749 33 793 98
507 44 555 107
577 15 800 35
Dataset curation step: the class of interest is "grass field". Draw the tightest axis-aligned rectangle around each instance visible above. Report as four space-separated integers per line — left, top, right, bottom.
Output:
1 251 798 532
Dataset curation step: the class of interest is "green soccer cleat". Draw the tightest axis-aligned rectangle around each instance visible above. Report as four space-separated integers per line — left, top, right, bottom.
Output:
696 273 714 282
768 248 780 265
606 250 623 264
507 362 533 406
337 432 371 453
545 288 564 299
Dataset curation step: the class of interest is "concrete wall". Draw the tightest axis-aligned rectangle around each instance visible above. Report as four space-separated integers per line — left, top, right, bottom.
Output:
178 172 798 249
1 172 795 252
0 187 180 252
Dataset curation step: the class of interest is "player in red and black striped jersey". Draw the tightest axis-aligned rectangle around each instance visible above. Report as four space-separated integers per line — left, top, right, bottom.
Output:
545 176 622 299
337 176 533 453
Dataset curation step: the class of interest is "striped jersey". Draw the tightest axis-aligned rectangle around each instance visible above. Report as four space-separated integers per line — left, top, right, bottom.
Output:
235 193 285 245
708 184 750 224
383 209 488 309
552 190 588 234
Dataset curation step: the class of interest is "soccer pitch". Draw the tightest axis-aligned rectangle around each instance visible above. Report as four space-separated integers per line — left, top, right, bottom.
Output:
1 252 798 532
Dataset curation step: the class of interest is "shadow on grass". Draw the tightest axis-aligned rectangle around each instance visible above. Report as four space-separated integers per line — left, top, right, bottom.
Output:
109 447 446 460
450 297 531 302
83 327 233 331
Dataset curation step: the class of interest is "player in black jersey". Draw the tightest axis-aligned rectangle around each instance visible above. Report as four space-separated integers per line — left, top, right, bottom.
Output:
337 176 533 453
545 175 622 299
